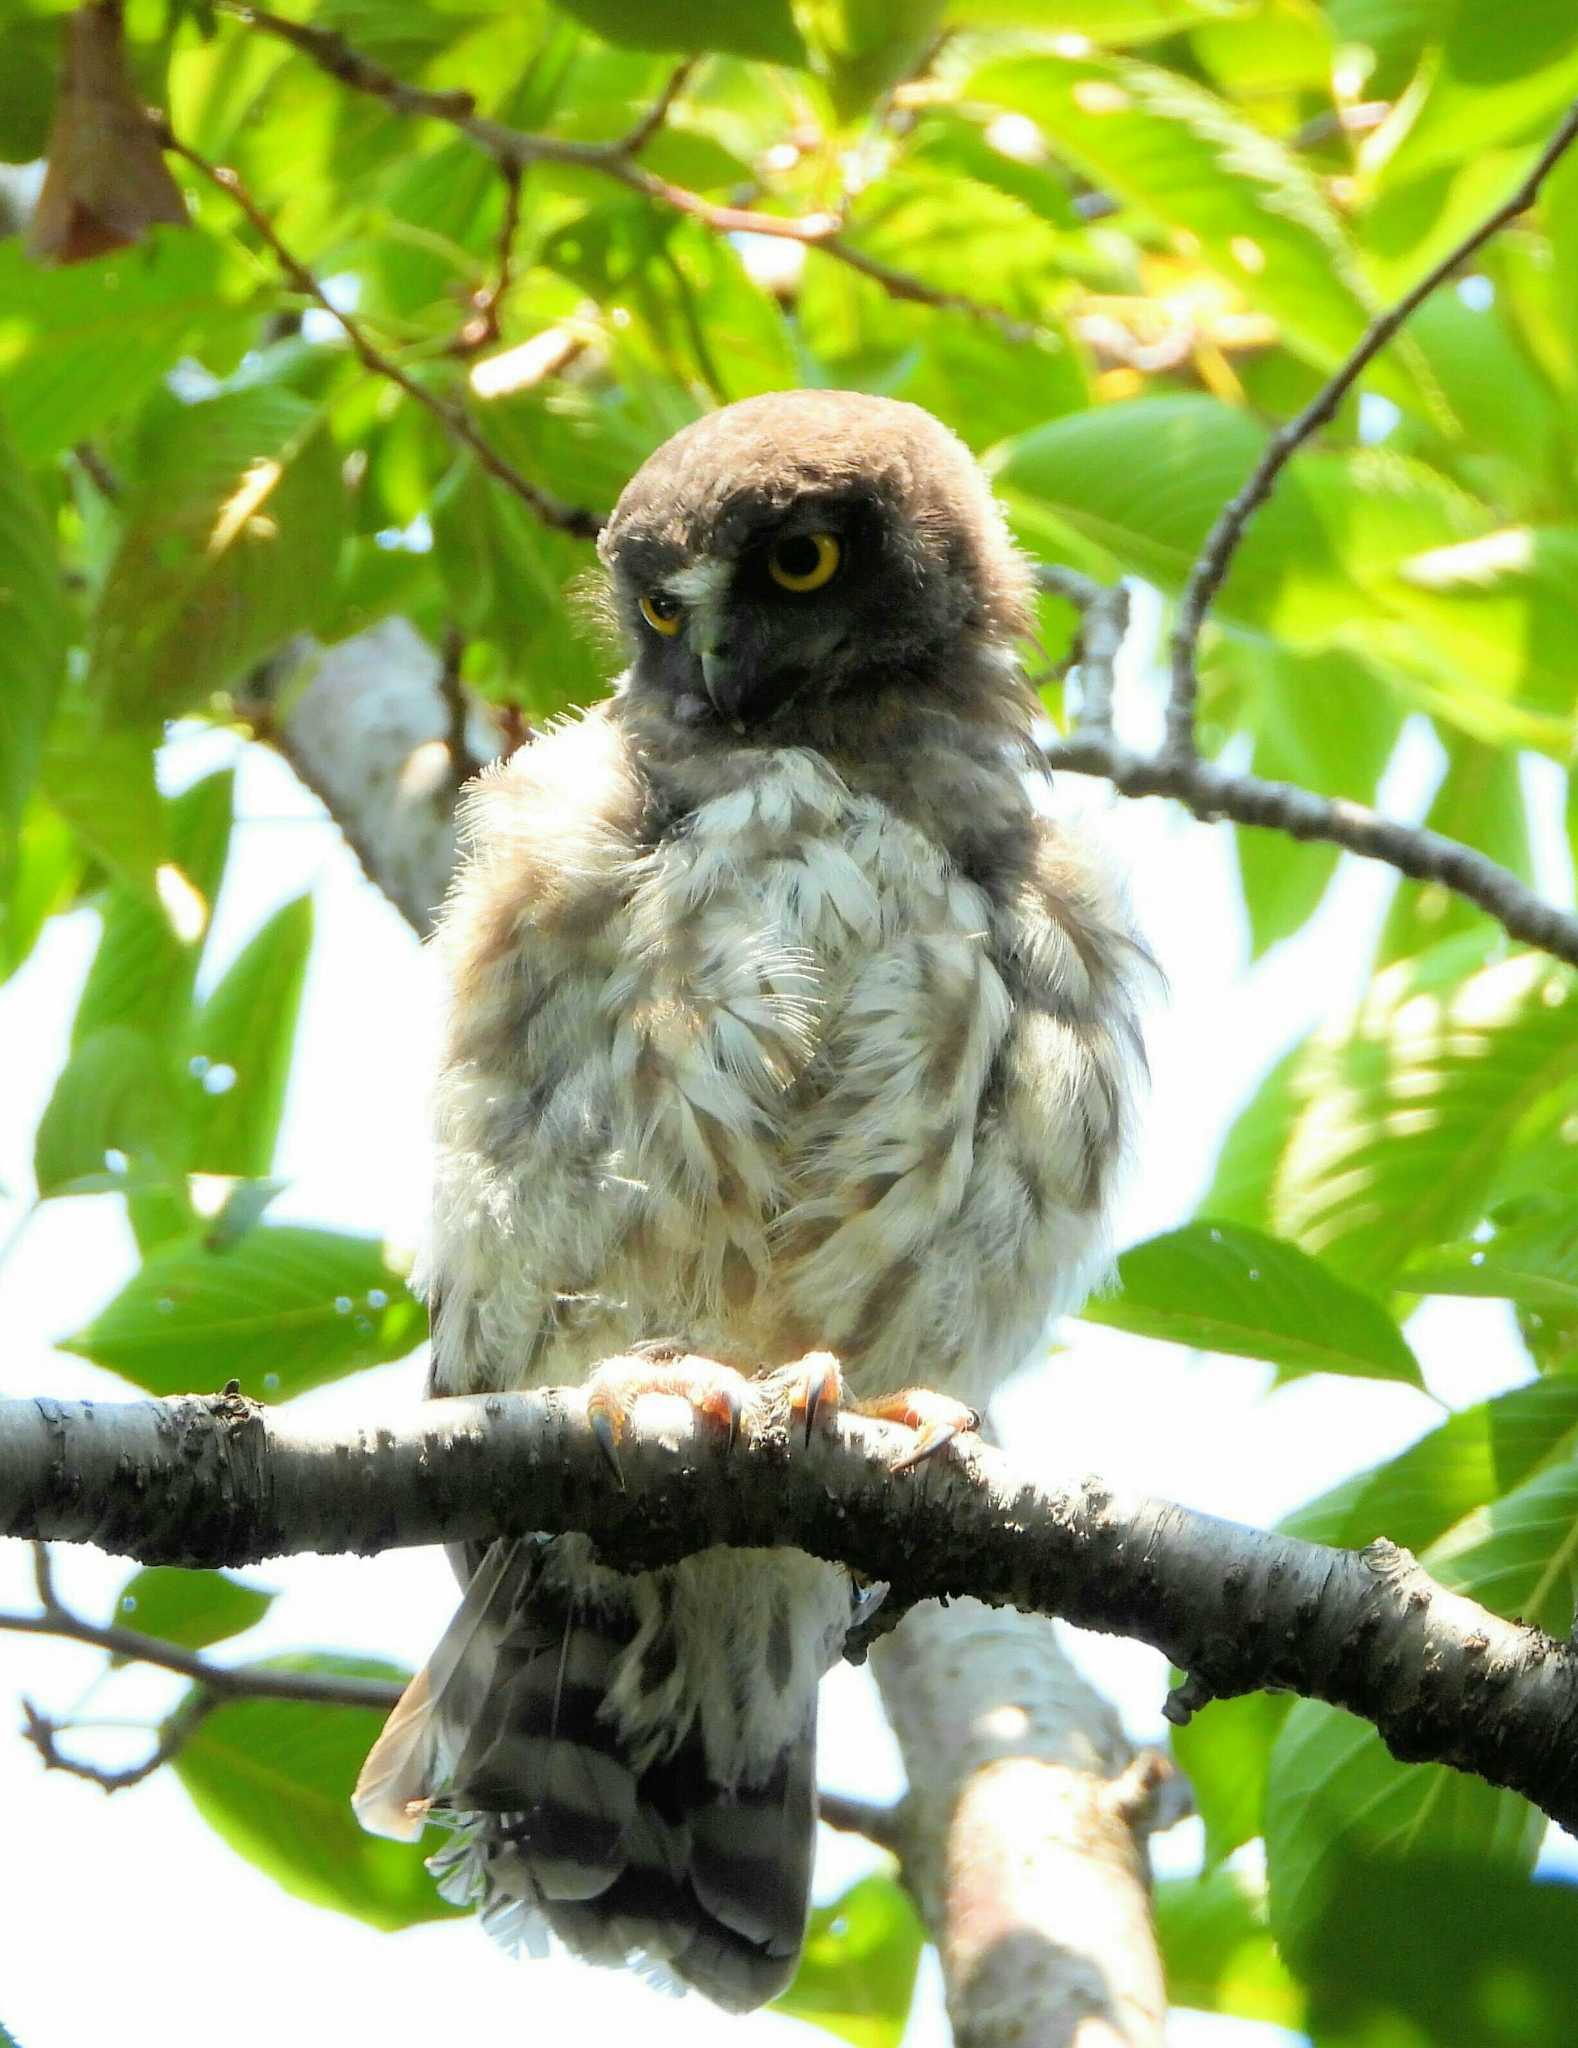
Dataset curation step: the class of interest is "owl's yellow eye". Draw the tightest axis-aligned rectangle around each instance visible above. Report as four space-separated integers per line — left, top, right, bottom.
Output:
639 591 684 636
767 531 841 593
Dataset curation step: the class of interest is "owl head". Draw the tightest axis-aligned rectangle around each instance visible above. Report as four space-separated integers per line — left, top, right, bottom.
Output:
597 390 1034 736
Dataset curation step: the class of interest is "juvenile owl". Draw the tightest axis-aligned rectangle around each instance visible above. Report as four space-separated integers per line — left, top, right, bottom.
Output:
354 391 1149 2009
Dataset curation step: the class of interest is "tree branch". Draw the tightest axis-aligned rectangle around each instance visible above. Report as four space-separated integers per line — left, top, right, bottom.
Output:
1040 729 1578 968
156 125 600 540
1165 98 1578 759
6 1385 1578 1833
221 5 1032 340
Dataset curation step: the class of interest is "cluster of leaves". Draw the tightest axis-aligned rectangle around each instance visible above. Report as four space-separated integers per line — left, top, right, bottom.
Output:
6 0 1578 2042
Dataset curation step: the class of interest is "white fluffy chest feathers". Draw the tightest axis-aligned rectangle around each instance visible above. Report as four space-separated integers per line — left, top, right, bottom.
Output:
607 748 1010 1162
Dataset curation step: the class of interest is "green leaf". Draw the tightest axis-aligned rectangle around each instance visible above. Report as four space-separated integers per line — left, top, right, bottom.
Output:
33 1026 184 1198
0 798 81 985
1203 940 1578 1292
63 1225 426 1397
800 0 945 122
1404 1207 1578 1319
1283 1375 1578 1558
1301 1853 1578 2048
187 895 313 1178
966 51 1380 380
948 0 1249 39
40 718 166 901
1264 1698 1544 1965
549 0 808 66
0 414 67 880
71 769 234 1047
90 389 347 724
173 1654 459 1930
1169 1687 1291 1869
1080 1222 1422 1384
1425 1453 1578 1637
1209 642 1402 956
0 232 246 463
1153 1867 1304 2028
773 1875 925 2048
1376 6 1578 191
110 1566 274 1659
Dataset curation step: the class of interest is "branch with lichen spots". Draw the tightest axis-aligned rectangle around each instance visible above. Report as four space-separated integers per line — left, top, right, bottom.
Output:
5 1384 1577 1832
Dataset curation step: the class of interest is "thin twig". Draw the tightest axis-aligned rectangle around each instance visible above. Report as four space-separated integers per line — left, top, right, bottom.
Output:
1166 98 1578 760
616 58 698 158
447 160 523 357
157 124 600 540
817 1790 910 1855
22 1690 218 1792
1042 730 1578 967
221 4 1030 340
1037 564 1130 741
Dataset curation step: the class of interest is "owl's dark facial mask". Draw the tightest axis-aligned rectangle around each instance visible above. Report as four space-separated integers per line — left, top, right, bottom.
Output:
630 497 912 732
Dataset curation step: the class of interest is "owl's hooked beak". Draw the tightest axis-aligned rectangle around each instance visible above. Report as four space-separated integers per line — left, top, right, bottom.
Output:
699 642 753 732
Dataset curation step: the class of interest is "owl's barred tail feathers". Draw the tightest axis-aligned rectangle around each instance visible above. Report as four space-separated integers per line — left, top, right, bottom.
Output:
354 1534 858 2011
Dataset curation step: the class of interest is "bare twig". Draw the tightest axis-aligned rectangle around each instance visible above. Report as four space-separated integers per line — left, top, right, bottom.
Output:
1166 99 1578 758
447 160 523 357
221 4 1031 340
8 1388 1578 1835
1042 728 1578 968
1037 564 1130 741
157 125 600 540
22 1690 219 1792
816 1791 910 1856
5 1550 402 1712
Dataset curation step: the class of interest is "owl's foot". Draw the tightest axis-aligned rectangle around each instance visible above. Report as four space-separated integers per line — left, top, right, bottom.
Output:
783 1351 845 1445
857 1387 981 1471
585 1352 749 1486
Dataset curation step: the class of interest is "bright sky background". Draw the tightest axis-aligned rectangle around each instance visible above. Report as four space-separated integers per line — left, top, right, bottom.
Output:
2 590 1567 2048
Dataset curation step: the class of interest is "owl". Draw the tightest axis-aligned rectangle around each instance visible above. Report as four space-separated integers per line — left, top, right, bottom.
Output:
353 390 1149 2009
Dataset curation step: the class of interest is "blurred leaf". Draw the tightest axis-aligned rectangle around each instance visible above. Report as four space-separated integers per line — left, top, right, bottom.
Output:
63 1225 425 1397
186 895 313 1178
1203 939 1578 1292
90 389 347 723
0 231 244 462
1170 1687 1291 1868
174 1654 460 1930
1301 1854 1578 2048
1376 7 1578 192
109 1565 274 1660
967 51 1381 381
1154 1866 1304 2028
0 416 68 885
34 1025 183 1197
71 769 233 1046
40 716 166 900
549 0 807 66
1081 1221 1422 1384
773 1875 925 2048
0 798 82 985
1210 642 1403 956
1284 1375 1578 1558
801 0 944 123
1425 1452 1578 1636
948 0 1245 35
1265 1699 1543 1963
1404 1208 1578 1319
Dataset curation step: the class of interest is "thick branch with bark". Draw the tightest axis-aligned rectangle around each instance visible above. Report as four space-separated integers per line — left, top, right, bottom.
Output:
7 1386 1578 1833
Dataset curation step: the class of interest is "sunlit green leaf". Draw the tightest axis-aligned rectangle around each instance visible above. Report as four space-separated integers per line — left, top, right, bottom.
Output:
90 390 347 723
1154 1866 1304 2028
1170 1687 1291 1869
0 414 68 878
549 0 807 66
186 896 313 1178
174 1655 459 1930
63 1225 426 1396
34 1026 183 1198
0 231 246 462
109 1566 274 1659
773 1875 925 2048
0 797 82 985
1081 1221 1422 1383
1203 939 1578 1292
1265 1699 1543 1963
